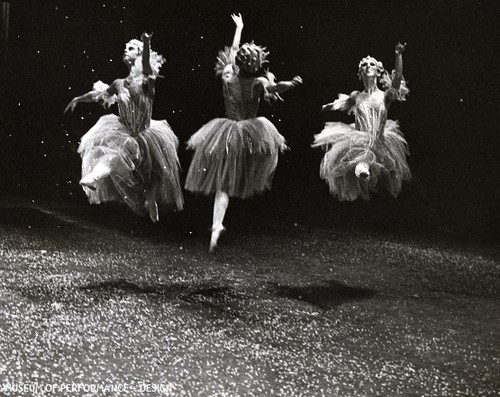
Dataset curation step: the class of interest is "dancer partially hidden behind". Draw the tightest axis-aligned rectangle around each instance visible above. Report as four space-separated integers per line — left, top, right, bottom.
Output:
65 33 183 222
184 13 302 252
312 43 411 201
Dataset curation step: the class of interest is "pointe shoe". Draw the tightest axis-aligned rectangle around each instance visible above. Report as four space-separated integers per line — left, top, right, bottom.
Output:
209 225 226 253
79 175 98 191
355 162 370 180
145 199 159 223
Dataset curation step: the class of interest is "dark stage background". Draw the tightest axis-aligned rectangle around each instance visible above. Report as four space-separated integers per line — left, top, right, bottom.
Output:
0 0 497 243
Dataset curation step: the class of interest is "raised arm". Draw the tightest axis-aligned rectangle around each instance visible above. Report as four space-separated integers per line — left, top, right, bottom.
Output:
220 14 244 80
230 13 244 52
391 42 406 90
141 32 153 77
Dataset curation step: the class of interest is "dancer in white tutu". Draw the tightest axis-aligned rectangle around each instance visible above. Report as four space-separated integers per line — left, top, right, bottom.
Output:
65 33 183 222
312 43 411 201
185 13 302 252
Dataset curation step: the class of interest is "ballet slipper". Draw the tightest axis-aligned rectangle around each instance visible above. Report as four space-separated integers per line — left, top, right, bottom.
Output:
80 163 111 191
209 225 226 253
355 162 370 180
145 199 159 223
79 175 98 191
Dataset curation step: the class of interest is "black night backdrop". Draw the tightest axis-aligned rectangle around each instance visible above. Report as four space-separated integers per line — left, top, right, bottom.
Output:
0 1 499 395
0 0 498 242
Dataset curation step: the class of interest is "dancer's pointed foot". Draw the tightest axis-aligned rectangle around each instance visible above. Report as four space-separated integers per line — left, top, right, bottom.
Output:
355 162 370 180
79 175 98 191
209 225 226 253
145 199 159 223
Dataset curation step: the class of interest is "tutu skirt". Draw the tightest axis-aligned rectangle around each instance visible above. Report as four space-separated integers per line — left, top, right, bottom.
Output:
185 117 288 198
312 120 411 201
78 114 184 215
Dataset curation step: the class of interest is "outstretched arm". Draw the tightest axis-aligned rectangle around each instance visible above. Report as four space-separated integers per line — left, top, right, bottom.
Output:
266 75 302 94
392 42 406 90
64 91 95 113
141 32 153 77
64 81 118 113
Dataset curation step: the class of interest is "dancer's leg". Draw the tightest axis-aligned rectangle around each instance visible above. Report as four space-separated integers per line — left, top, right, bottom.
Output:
210 191 229 252
144 181 159 223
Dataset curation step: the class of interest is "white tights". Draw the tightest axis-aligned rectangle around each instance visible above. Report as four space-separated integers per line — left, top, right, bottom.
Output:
210 191 229 251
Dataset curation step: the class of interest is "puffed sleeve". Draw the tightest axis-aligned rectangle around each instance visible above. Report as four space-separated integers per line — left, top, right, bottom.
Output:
90 81 117 108
333 91 359 115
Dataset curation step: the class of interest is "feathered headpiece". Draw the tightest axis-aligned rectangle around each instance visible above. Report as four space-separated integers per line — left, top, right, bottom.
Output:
236 42 269 74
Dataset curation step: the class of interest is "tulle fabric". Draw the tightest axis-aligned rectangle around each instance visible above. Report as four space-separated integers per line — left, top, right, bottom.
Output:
78 114 184 215
312 120 411 201
185 117 288 198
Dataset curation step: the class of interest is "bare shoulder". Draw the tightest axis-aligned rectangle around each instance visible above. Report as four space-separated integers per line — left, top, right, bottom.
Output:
348 90 361 103
111 78 128 89
349 90 361 102
107 78 124 95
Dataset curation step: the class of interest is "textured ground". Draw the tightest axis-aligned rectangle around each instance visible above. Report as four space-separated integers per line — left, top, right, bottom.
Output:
0 200 498 396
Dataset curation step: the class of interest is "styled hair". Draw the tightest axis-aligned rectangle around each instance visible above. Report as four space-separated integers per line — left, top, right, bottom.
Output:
235 42 269 74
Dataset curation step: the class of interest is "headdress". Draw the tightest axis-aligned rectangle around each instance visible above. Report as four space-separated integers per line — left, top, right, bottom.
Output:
236 42 269 74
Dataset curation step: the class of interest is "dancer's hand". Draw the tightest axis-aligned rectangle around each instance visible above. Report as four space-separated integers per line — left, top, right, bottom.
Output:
231 13 243 29
64 97 79 113
321 102 335 112
291 76 303 86
395 42 406 55
141 32 152 42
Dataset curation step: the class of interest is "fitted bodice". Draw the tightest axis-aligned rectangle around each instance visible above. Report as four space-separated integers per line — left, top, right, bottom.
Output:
353 91 389 139
116 79 154 134
222 76 260 120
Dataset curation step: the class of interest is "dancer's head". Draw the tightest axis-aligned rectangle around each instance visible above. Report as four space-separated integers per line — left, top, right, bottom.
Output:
123 37 165 78
235 42 269 75
357 56 384 80
123 39 143 65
